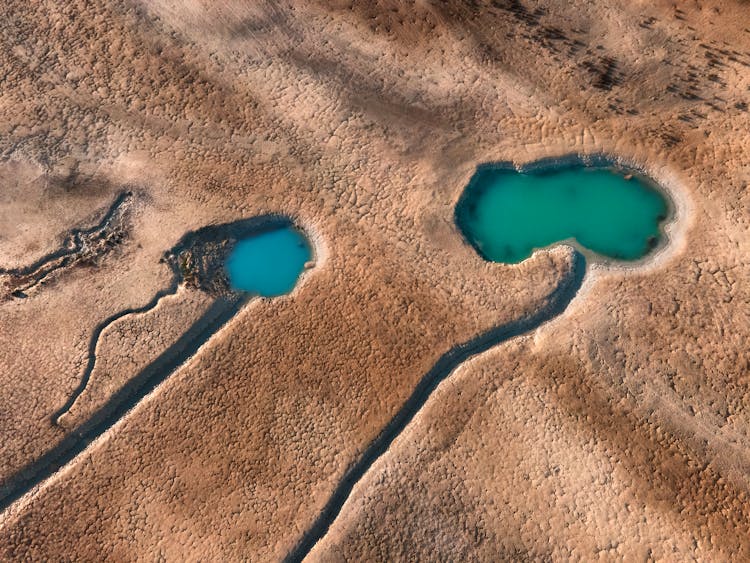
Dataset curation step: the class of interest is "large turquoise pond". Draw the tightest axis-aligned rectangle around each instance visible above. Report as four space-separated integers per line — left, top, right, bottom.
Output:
226 226 311 296
455 164 669 263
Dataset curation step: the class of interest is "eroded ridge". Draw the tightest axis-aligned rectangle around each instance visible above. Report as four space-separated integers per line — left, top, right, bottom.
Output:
284 251 587 563
0 216 312 514
0 191 133 299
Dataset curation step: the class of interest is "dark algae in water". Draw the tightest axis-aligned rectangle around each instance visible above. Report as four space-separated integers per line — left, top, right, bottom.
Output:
455 163 669 263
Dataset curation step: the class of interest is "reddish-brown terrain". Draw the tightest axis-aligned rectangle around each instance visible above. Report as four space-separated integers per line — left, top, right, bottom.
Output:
0 1 748 560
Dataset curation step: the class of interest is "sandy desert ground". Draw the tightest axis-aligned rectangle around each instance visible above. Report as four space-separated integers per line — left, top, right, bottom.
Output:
0 0 748 560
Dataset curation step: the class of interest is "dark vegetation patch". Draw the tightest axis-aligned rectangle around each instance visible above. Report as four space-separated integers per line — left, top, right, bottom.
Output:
475 0 627 92
662 32 750 123
581 55 622 91
453 0 750 125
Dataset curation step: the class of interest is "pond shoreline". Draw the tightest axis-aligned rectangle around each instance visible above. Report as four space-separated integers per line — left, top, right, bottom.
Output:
454 154 677 266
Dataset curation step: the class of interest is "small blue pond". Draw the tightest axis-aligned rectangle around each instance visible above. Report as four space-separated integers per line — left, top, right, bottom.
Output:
225 226 311 296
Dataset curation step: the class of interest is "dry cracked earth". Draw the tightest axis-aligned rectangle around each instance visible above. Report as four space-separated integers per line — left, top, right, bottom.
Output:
0 0 748 560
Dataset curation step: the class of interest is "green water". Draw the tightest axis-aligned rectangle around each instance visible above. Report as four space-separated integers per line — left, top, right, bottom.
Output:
455 165 669 263
225 226 311 296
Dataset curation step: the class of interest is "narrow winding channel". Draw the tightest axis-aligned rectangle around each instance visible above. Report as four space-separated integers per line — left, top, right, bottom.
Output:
0 294 248 513
0 191 133 299
51 279 181 427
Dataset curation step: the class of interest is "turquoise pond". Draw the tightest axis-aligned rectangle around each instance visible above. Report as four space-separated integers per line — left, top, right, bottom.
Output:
455 164 669 264
225 226 311 296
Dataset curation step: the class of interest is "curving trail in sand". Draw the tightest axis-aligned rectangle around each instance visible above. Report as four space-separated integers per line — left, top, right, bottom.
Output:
284 250 587 563
50 278 181 427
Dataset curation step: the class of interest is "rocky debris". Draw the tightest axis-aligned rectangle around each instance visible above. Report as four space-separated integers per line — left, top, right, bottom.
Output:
0 191 133 300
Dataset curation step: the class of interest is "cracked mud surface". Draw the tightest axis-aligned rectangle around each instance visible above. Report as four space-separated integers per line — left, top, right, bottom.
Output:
0 0 748 560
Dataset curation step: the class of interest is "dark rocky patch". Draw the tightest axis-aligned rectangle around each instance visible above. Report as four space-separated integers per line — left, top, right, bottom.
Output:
0 191 134 300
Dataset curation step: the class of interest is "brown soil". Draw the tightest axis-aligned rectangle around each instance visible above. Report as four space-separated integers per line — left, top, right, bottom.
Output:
0 0 747 560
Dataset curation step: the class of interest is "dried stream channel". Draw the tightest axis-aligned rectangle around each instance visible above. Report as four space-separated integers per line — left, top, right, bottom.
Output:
0 191 133 299
286 159 674 561
0 217 312 512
